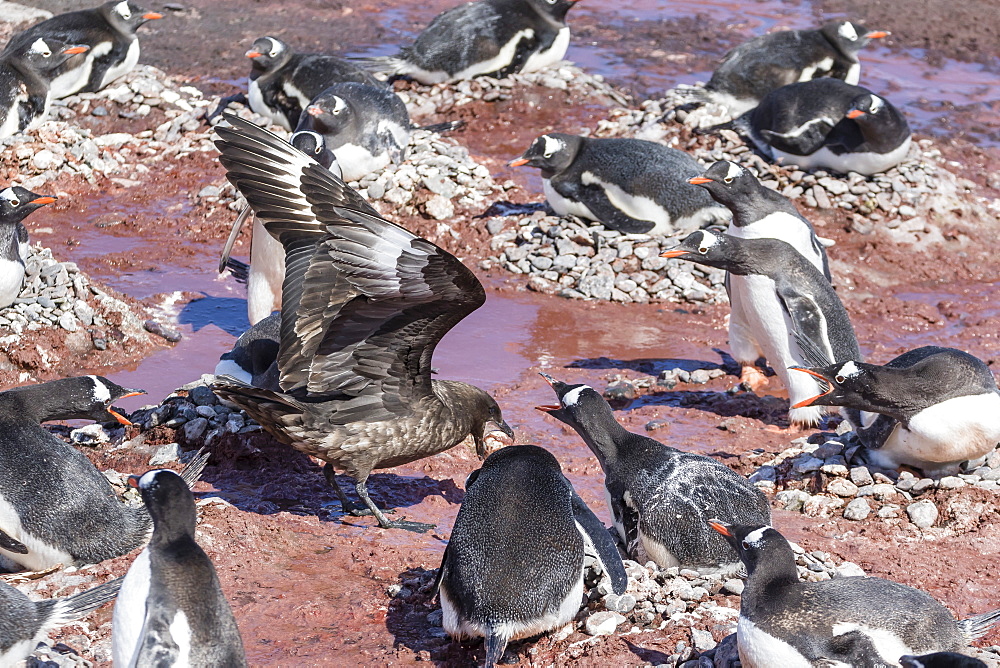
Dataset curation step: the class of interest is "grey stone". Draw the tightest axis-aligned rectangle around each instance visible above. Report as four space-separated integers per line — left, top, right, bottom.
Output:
906 500 939 528
722 579 744 595
843 498 871 521
182 417 209 441
938 476 965 489
584 611 626 636
849 467 874 486
828 478 859 497
57 312 78 331
424 194 454 220
691 628 717 652
603 593 637 614
188 385 217 406
148 443 181 466
911 478 936 495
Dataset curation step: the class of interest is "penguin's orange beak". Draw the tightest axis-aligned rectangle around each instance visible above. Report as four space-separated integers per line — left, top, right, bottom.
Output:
127 475 140 489
535 405 560 412
120 391 146 400
708 519 732 536
62 46 90 55
245 50 262 59
30 196 56 205
107 408 133 426
846 109 865 119
865 30 889 39
508 157 530 167
143 12 164 20
306 105 323 116
688 176 713 185
789 367 834 407
660 248 688 258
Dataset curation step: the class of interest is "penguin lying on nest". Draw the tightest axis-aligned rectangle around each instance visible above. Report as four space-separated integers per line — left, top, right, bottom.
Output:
436 445 626 667
710 520 1000 667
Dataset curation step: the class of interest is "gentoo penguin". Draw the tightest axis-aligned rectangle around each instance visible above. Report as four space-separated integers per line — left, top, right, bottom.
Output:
112 469 246 668
537 374 769 568
689 160 830 393
0 186 56 308
357 0 581 84
901 654 988 668
243 35 383 131
509 133 730 235
662 230 861 427
791 346 1000 474
217 129 342 325
294 82 411 183
730 78 911 175
695 21 889 116
0 376 206 571
709 520 1000 667
437 444 626 667
5 1 163 98
0 38 90 140
1 577 121 665
214 311 280 390
212 113 514 532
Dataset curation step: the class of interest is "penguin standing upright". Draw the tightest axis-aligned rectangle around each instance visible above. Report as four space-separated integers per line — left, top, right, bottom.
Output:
662 230 862 427
687 160 831 398
243 35 383 131
4 1 162 98
0 38 90 139
295 82 411 182
357 0 581 84
696 21 889 115
0 186 56 308
112 469 246 668
509 133 730 235
791 346 1000 474
731 78 911 175
437 445 626 667
0 577 121 665
537 374 770 569
709 520 1000 667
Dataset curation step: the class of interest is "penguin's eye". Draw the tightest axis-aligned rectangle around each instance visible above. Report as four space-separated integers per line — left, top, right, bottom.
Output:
119 7 132 19
698 246 709 254
269 48 279 57
835 375 846 384
543 151 554 159
8 199 19 207
723 177 734 184
741 540 750 549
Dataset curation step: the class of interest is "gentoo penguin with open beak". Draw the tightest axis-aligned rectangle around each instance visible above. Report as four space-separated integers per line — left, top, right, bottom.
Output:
0 376 208 571
693 21 889 116
112 469 246 668
537 374 769 569
509 133 730 235
242 35 383 131
1 577 121 665
709 520 1000 667
901 653 988 668
0 38 90 139
5 1 162 98
295 82 411 183
790 346 1000 474
662 230 861 427
437 444 626 667
688 161 831 392
212 113 514 532
0 186 55 308
730 78 911 175
355 0 581 84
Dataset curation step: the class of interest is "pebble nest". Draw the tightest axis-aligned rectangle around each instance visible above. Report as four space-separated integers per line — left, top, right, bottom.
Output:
483 83 994 304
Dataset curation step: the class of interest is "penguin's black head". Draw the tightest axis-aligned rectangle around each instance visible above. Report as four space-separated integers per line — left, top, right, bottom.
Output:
660 229 733 269
290 130 337 171
687 161 761 207
536 373 612 430
101 1 163 32
509 133 582 177
708 520 788 575
301 89 355 137
246 36 291 72
79 375 146 424
845 93 893 124
12 38 91 72
129 469 197 539
820 21 889 55
789 360 875 410
900 653 988 668
526 0 582 21
0 186 56 225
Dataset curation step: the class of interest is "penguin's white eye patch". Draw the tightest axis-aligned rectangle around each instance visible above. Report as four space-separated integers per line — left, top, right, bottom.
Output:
542 135 563 159
869 96 883 114
560 385 591 407
115 1 132 19
30 38 51 57
265 37 281 58
743 526 770 547
838 22 858 41
89 375 112 403
0 188 19 206
724 161 742 182
331 97 346 115
835 361 860 382
697 230 720 253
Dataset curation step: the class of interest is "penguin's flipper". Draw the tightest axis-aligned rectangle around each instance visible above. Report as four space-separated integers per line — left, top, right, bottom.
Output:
570 491 627 595
432 541 450 597
613 490 641 559
777 281 836 369
219 205 253 274
484 628 510 668
825 629 895 668
416 120 465 134
855 413 897 450
760 117 835 155
204 93 249 124
132 608 182 668
0 529 28 554
554 180 654 235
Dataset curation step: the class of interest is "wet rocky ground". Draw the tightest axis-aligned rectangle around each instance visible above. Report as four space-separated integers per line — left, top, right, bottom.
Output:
1 0 1000 666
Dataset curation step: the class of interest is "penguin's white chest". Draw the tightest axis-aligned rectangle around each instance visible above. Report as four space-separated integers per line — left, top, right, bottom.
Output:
0 257 25 308
247 214 284 325
771 136 911 176
0 493 74 571
737 617 812 668
522 27 570 73
112 547 151 667
880 393 1000 467
247 78 290 130
543 179 596 221
102 39 140 89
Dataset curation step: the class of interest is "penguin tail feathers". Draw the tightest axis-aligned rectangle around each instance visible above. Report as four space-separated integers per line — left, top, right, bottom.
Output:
416 120 465 134
674 83 711 106
48 577 123 626
484 628 510 668
223 257 250 284
179 446 211 489
958 607 1000 642
349 55 406 77
693 118 735 136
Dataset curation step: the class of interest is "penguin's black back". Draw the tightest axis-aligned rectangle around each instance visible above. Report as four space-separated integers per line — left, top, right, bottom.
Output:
286 53 382 98
749 79 860 138
441 445 585 622
881 346 998 408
